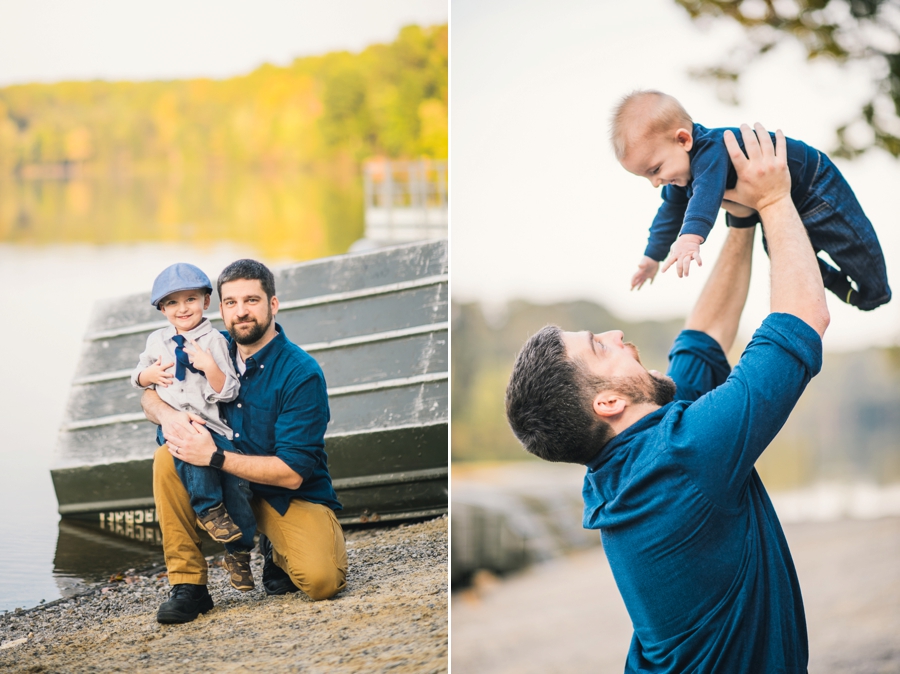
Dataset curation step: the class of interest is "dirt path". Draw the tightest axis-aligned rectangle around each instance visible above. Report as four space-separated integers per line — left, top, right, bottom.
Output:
0 516 448 674
452 516 900 674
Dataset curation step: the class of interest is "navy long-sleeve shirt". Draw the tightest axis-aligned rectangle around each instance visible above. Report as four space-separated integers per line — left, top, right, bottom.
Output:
644 124 819 261
582 314 822 672
221 323 341 515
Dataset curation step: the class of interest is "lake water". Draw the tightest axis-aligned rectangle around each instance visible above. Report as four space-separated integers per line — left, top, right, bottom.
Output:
0 172 363 612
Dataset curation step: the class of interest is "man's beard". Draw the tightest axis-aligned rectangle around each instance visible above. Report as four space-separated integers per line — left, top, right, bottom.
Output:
228 309 272 345
601 371 677 407
622 342 677 406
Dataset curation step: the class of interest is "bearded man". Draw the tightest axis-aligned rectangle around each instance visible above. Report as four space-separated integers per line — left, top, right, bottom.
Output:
506 125 830 672
142 259 347 624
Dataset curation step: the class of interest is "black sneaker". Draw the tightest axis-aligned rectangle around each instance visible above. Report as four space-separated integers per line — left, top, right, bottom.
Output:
258 534 299 596
156 584 214 624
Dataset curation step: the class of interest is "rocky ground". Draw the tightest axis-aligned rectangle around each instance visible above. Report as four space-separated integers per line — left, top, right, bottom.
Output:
0 516 448 674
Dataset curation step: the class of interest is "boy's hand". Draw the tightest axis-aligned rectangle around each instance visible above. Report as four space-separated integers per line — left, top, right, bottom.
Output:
140 356 175 388
184 338 216 373
631 256 660 290
662 234 704 278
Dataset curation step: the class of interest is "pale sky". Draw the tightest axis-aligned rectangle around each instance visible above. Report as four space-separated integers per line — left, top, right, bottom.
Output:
452 0 900 351
0 0 448 85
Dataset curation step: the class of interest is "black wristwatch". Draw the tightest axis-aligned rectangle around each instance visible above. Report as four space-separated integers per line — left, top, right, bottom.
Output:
209 447 226 469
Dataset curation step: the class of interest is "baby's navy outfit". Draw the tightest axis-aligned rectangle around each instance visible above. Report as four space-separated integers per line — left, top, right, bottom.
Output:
644 123 891 311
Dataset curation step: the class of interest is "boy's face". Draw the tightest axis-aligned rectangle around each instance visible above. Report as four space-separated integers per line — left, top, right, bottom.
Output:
158 289 211 333
620 127 693 189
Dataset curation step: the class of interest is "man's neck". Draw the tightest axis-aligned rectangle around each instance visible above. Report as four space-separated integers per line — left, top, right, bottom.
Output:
235 324 278 361
608 402 661 437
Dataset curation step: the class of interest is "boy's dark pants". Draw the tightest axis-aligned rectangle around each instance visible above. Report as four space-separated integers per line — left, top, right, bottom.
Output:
158 427 256 553
728 152 891 311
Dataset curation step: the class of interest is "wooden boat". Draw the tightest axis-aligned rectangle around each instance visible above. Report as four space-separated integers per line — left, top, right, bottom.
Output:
51 240 448 526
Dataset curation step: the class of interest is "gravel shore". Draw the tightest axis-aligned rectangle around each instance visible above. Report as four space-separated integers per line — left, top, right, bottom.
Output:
0 516 448 673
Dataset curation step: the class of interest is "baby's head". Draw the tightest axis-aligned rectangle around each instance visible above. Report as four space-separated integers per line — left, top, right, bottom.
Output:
150 263 213 334
610 90 694 188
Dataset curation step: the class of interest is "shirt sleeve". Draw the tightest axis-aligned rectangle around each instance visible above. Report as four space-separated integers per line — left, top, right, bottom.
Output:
644 186 689 261
666 329 732 403
131 332 162 390
272 371 330 480
201 332 240 403
669 313 823 508
680 136 730 241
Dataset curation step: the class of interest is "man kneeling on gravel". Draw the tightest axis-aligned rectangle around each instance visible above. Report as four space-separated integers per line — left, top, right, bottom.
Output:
142 259 348 624
505 125 829 672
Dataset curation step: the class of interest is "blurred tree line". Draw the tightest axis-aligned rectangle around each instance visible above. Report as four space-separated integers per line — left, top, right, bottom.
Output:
452 299 900 489
675 0 900 158
0 24 447 178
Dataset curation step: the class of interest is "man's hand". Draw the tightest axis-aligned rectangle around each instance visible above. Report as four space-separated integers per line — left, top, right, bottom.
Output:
166 420 216 467
662 234 704 278
722 123 790 214
138 356 175 388
631 256 660 290
721 199 757 219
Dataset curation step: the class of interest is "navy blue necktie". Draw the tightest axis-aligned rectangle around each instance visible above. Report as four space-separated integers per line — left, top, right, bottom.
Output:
172 334 204 381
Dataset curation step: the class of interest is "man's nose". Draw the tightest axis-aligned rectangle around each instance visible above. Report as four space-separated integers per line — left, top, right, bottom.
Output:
596 330 624 345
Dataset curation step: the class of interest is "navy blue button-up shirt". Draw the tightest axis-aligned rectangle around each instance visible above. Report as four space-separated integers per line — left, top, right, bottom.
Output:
221 323 341 515
583 314 822 672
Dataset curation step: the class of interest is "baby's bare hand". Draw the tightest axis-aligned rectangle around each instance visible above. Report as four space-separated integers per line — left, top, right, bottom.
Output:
661 235 703 278
631 256 660 291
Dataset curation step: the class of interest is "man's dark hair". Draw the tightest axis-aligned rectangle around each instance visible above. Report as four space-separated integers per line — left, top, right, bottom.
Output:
217 259 276 300
505 326 616 465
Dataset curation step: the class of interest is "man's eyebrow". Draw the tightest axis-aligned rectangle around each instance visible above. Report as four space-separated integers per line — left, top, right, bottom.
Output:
588 331 596 354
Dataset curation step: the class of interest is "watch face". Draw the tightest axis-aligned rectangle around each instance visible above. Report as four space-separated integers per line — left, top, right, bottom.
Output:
210 448 226 468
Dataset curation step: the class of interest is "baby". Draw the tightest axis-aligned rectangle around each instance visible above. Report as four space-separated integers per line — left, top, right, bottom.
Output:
131 262 256 592
611 90 891 311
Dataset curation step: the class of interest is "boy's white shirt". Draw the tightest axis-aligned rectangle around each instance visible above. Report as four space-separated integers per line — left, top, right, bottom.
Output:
131 317 240 439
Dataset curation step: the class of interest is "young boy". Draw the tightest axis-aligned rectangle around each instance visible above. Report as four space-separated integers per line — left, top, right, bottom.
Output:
131 262 256 592
611 90 891 311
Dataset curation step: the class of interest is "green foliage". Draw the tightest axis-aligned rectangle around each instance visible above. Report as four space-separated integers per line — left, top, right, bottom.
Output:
674 0 900 158
0 24 447 178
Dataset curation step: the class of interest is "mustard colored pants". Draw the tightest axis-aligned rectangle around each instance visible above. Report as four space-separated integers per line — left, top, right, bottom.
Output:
153 445 348 600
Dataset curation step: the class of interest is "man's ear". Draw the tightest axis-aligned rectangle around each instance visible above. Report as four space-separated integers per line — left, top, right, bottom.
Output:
270 295 279 316
675 127 693 152
592 391 627 419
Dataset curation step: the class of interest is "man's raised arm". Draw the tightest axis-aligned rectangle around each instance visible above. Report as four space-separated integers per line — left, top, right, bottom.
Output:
723 123 830 337
684 226 755 353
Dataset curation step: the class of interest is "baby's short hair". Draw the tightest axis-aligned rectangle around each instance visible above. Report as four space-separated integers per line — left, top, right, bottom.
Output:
610 90 693 160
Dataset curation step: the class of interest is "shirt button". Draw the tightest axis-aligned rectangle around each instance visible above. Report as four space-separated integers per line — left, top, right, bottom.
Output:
235 433 240 438
237 403 242 408
260 364 265 369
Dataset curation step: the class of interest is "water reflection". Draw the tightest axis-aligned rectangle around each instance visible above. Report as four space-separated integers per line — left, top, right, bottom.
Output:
0 170 363 260
53 518 227 596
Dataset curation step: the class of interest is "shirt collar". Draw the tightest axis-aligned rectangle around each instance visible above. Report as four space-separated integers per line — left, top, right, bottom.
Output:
585 404 671 471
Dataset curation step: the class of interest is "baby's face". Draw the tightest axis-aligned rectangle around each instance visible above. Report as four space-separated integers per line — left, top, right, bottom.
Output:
620 131 693 189
159 288 211 333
